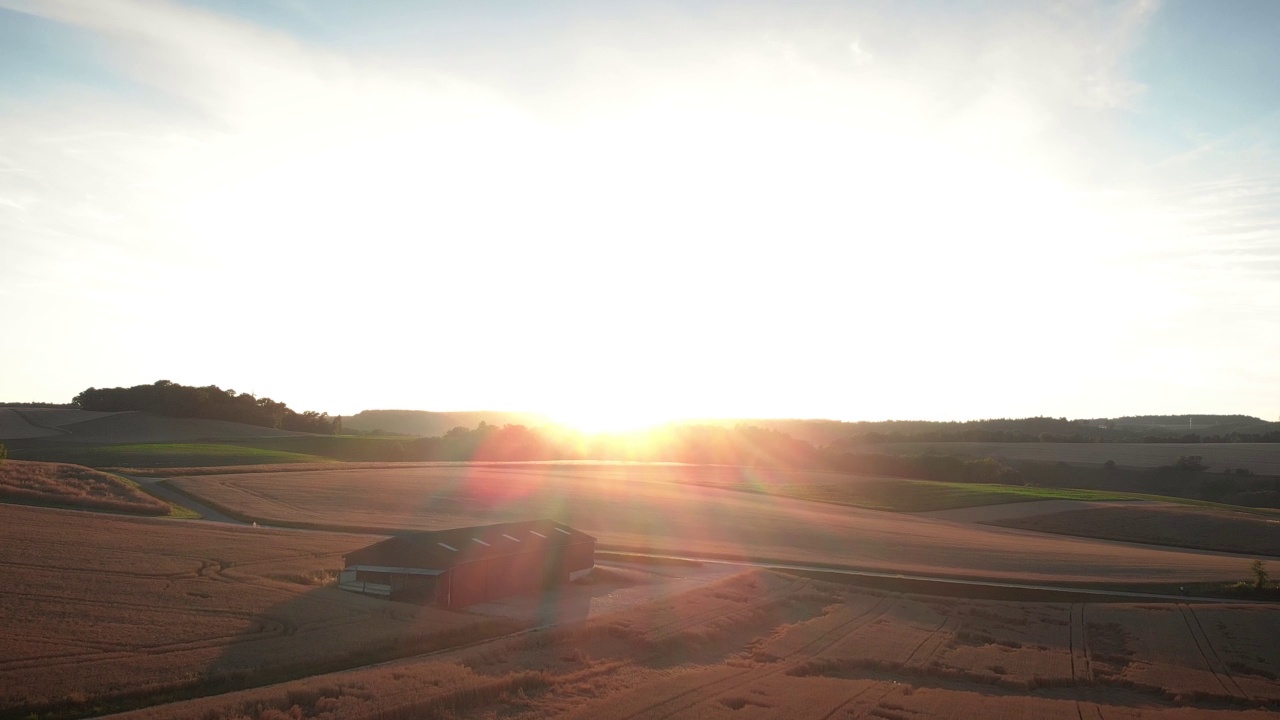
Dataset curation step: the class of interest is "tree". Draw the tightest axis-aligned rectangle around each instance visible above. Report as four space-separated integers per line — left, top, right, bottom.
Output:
1173 455 1207 472
1252 559 1270 590
0 441 6 464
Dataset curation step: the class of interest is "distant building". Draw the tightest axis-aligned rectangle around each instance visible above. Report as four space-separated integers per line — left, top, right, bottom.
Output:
339 519 596 608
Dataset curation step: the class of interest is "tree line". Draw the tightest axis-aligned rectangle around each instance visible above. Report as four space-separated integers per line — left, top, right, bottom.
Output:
832 415 1280 445
72 381 340 434
381 421 1028 485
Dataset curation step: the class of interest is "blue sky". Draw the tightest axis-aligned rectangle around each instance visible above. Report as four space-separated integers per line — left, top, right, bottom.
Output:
1 0 1277 429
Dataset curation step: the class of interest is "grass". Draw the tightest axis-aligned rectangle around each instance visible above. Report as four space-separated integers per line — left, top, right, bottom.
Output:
763 477 1135 512
233 435 421 462
10 442 335 469
759 475 1280 515
0 460 171 515
9 435 417 468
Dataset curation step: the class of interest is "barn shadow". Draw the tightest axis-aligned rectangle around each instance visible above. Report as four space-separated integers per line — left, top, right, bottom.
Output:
193 581 528 700
193 562 641 701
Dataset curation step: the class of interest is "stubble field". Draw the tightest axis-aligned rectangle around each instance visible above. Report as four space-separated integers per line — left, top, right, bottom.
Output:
165 464 1261 585
108 569 1280 719
0 504 527 718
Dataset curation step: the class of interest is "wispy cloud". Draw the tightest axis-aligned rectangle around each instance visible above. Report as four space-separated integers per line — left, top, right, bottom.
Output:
1 0 1277 418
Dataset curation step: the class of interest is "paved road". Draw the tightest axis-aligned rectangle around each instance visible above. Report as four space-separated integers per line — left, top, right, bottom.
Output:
128 475 248 525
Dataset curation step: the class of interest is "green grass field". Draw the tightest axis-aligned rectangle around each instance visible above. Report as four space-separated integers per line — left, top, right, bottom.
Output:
766 475 1280 515
9 442 335 468
771 477 1135 512
232 434 418 461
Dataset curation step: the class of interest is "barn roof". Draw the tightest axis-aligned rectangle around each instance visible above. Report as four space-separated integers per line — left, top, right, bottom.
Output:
344 519 595 571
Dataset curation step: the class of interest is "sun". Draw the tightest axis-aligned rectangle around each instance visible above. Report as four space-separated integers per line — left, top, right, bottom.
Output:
547 406 678 435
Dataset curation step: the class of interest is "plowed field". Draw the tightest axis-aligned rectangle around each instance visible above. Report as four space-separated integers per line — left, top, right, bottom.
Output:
884 442 1280 475
991 502 1280 556
169 465 1259 584
107 570 1280 719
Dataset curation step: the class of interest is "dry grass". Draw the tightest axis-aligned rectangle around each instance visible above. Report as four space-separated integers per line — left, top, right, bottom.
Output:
0 460 170 515
0 504 525 718
991 503 1280 556
106 571 1280 720
167 465 1258 585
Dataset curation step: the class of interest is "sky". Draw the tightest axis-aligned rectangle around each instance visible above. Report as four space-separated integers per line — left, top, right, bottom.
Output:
1 0 1278 431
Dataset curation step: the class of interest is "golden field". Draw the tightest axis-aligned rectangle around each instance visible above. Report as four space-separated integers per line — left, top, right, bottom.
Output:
168 464 1266 585
107 569 1280 719
0 504 523 717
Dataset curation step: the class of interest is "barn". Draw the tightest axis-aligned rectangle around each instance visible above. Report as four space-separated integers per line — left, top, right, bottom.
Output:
338 519 596 608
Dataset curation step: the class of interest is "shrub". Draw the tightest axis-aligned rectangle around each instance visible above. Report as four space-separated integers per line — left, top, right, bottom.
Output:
1173 455 1207 472
1251 559 1270 590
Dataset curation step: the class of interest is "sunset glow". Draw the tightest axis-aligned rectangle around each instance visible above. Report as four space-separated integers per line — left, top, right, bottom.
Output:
1 1 1277 422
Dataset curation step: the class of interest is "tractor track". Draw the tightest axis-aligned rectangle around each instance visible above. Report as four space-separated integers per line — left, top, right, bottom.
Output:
585 593 899 720
1178 603 1248 701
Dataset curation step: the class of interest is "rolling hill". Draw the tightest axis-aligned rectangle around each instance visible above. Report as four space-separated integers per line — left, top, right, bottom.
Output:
340 409 551 436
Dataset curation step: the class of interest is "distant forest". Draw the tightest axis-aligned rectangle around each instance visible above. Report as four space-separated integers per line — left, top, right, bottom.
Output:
72 381 340 434
731 416 1280 446
60 381 1280 447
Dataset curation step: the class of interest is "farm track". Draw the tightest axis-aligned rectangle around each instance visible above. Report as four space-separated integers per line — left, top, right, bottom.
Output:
9 408 71 436
1076 702 1107 720
585 594 899 720
1178 604 1248 701
1069 603 1107 720
903 614 956 667
812 603 960 720
814 682 888 720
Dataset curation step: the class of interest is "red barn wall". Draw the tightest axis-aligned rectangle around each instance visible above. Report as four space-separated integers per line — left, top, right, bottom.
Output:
442 540 595 608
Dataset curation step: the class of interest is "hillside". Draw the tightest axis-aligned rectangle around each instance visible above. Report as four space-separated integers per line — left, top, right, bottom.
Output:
0 460 171 515
0 409 307 444
0 407 124 440
341 409 551 436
